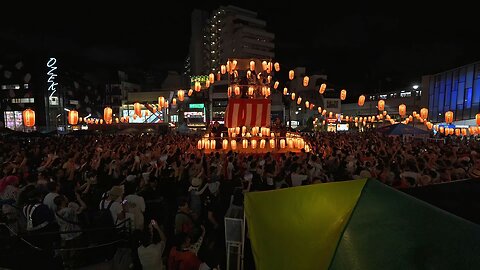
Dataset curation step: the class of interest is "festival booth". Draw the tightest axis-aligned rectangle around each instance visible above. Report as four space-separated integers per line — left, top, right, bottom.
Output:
244 179 480 270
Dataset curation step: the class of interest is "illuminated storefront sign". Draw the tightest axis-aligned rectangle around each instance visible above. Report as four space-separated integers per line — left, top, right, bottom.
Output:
189 103 205 109
47 58 58 98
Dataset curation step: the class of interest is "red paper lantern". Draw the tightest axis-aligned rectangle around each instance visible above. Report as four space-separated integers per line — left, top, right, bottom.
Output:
23 109 35 127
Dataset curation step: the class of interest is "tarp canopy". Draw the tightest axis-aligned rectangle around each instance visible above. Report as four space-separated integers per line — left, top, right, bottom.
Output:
245 179 480 270
376 123 430 136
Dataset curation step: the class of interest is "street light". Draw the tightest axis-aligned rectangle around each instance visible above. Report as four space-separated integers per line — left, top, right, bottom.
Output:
412 84 420 127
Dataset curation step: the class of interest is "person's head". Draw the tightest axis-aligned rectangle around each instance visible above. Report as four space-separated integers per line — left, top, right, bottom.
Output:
108 185 124 201
54 195 68 209
177 197 189 212
141 222 161 247
47 181 59 193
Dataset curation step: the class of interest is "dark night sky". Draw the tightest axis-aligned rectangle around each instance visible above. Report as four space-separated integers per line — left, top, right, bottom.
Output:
1 2 479 96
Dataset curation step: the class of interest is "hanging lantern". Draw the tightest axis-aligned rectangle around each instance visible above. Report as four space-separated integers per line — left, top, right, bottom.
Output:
462 128 467 136
125 116 130 123
267 75 272 84
230 140 237 150
231 60 237 70
205 80 210 88
288 139 294 149
246 70 252 79
378 100 385 111
134 102 141 117
100 119 104 125
340 89 347 100
22 109 35 127
248 86 254 96
158 97 165 108
408 115 413 122
234 86 241 96
209 73 215 84
289 70 294 80
319 83 327 94
194 81 201 92
145 110 150 117
267 62 273 73
303 76 309 87
318 107 322 113
274 81 279 89
259 139 266 149
242 139 248 149
177 90 185 101
172 98 177 106
291 92 296 100
104 107 113 123
476 113 480 126
345 116 350 122
455 129 461 136
329 112 333 118
274 62 280 72
439 126 445 134
354 117 358 123
233 70 239 79
221 139 228 150
309 103 314 110
187 89 193 97
269 139 275 149
420 108 428 120
297 97 302 105
265 88 271 97
120 117 125 123
399 104 406 117
221 65 226 74
412 111 417 118
305 101 310 109
261 61 268 71
270 132 275 138
68 110 78 125
210 140 216 149
322 110 327 116
115 117 119 124
204 139 210 150
445 111 454 124
228 87 232 97
235 127 241 134
358 95 365 106
283 87 288 95
216 72 221 81
257 73 262 80
249 60 255 71
280 139 286 149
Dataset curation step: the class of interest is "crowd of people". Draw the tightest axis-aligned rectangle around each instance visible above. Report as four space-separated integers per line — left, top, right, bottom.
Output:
1 129 480 269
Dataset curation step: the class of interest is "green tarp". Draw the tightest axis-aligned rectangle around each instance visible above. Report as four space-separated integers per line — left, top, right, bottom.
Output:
245 179 480 270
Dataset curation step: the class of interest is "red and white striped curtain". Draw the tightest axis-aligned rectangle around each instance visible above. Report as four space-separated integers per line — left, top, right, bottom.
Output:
225 99 271 128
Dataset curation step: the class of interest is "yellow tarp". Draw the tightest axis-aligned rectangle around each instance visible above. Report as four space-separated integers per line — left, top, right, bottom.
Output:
245 179 367 270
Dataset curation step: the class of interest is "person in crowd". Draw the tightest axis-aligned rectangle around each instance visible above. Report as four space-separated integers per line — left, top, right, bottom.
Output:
138 219 167 270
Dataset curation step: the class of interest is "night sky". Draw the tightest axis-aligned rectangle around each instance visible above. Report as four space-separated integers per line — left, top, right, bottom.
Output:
1 2 479 96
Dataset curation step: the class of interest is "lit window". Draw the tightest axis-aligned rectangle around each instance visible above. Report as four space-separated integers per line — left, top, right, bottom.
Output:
24 84 29 89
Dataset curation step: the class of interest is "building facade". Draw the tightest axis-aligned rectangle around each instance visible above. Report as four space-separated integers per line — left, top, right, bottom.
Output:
423 61 480 125
342 88 423 118
188 5 275 76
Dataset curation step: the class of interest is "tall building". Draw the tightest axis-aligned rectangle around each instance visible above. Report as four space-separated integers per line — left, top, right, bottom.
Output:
188 5 275 76
422 61 480 125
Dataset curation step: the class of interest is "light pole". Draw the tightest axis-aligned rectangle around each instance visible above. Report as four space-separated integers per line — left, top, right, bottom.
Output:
412 84 419 128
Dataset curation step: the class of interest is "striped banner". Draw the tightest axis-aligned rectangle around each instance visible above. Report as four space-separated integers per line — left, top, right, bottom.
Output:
225 99 271 128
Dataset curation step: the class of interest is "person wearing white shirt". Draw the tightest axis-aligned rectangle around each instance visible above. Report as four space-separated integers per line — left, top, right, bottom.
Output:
43 181 60 212
138 219 167 270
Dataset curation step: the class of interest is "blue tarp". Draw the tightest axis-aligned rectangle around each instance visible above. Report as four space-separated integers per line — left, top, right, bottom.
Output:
376 123 430 136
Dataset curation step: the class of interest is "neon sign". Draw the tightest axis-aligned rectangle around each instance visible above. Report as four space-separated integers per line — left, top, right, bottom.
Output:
47 58 58 98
